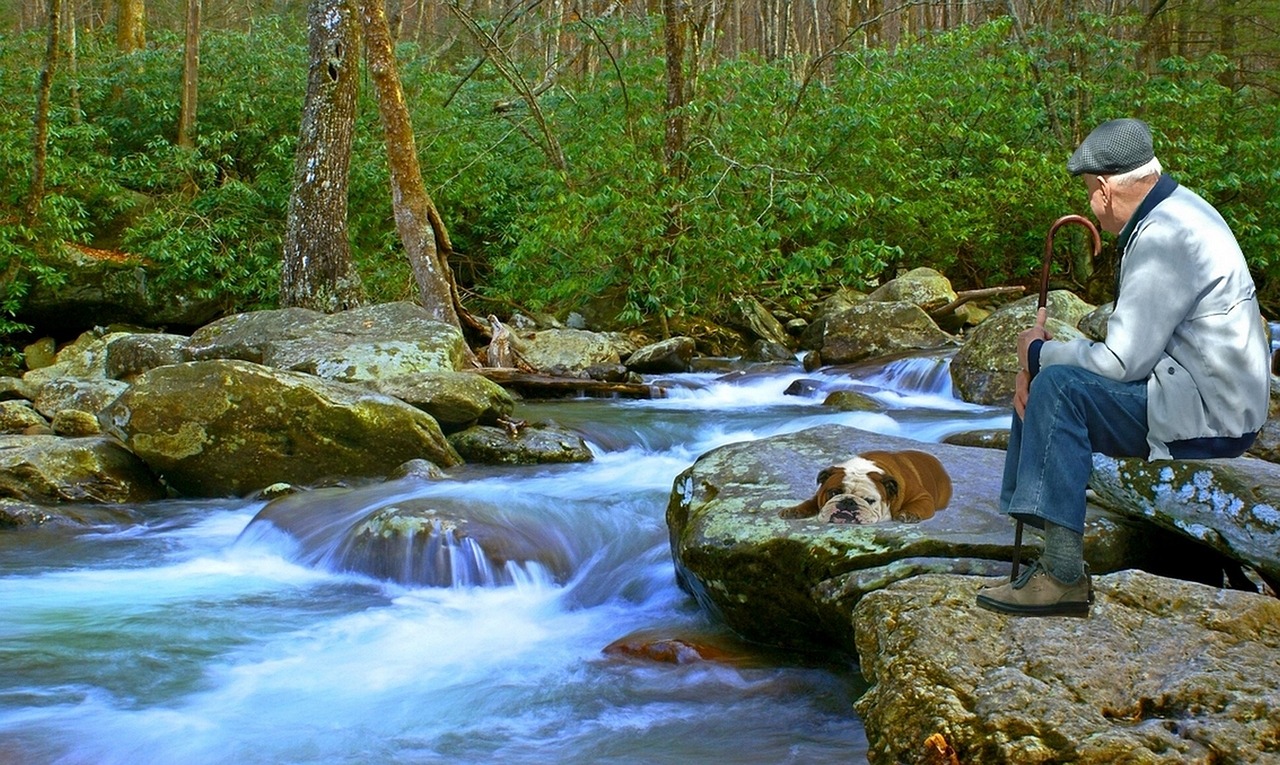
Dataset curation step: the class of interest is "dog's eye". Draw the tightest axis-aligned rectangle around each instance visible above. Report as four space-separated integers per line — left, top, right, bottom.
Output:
863 496 878 504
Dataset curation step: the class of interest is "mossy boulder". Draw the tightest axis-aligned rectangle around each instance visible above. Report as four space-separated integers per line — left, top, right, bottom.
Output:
102 359 461 496
0 435 163 503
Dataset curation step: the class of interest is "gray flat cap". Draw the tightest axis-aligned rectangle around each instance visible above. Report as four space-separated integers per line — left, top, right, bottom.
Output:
1067 118 1154 176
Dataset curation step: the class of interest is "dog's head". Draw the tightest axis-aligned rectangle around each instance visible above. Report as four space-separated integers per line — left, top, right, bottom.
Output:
778 455 906 523
813 456 898 524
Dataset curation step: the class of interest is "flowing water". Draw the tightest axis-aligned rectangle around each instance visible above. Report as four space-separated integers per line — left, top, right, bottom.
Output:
0 353 1007 765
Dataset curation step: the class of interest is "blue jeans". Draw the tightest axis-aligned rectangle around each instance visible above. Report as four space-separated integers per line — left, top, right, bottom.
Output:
1001 365 1149 534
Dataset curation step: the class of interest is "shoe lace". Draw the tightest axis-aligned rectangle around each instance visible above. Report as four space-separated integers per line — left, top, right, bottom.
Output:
1011 559 1046 589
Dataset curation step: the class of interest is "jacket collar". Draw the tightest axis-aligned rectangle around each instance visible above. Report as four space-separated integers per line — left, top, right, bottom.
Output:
1117 173 1179 253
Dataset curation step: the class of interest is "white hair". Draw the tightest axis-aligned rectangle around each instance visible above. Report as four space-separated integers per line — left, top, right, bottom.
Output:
1107 156 1162 186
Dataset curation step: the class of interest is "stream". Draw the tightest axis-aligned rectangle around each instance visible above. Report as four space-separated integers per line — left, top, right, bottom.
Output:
0 353 1009 764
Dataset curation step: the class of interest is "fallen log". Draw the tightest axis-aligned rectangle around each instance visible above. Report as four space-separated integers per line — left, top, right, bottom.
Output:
470 368 662 399
927 285 1026 322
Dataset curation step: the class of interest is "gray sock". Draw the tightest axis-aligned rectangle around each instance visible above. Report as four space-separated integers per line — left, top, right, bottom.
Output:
1041 522 1085 583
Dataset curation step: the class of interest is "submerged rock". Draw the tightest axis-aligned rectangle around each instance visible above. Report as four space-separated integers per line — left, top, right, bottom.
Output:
853 571 1280 765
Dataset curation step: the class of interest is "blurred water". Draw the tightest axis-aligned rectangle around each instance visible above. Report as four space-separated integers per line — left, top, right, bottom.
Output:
0 352 1004 765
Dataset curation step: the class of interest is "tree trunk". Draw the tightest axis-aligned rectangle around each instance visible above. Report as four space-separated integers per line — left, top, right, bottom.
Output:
281 0 366 312
359 0 468 334
662 0 686 182
177 0 201 148
28 0 61 224
116 0 144 52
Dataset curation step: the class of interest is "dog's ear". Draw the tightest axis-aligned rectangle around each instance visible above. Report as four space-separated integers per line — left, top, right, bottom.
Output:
816 466 840 485
875 472 900 500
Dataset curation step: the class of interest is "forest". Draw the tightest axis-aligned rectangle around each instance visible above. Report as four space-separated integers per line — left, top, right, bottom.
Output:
2 0 1278 367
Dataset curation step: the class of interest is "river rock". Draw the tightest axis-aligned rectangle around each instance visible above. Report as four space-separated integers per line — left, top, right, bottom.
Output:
853 571 1280 765
666 424 1180 650
513 328 640 373
185 306 324 362
0 497 146 529
245 480 578 585
949 291 1095 406
867 266 956 309
102 359 461 497
727 295 792 347
625 336 697 373
21 329 134 387
1087 453 1280 591
0 376 37 401
32 377 129 419
0 435 164 503
104 333 190 379
817 301 955 365
363 371 515 432
447 423 593 465
0 401 48 434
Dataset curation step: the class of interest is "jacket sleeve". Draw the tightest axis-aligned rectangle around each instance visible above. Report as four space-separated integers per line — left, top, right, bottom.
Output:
1038 219 1198 381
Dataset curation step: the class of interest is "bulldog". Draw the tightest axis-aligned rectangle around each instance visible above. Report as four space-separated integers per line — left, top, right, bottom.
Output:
779 449 952 524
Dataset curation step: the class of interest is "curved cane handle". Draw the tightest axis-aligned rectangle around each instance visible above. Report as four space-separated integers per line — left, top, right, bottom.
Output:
1039 214 1102 311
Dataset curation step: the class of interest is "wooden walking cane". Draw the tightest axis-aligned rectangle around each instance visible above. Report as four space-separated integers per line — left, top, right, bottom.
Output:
1010 214 1102 582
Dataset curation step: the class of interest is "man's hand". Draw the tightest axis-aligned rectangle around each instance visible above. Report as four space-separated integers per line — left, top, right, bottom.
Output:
1013 368 1031 419
1017 307 1052 370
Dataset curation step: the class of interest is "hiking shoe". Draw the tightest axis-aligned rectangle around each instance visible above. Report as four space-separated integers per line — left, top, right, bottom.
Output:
975 560 1092 617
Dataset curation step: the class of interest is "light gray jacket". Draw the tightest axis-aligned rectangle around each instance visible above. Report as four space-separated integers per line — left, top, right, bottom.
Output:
1039 180 1270 459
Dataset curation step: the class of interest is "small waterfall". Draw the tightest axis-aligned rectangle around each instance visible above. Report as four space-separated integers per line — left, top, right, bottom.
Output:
858 353 955 397
237 478 577 588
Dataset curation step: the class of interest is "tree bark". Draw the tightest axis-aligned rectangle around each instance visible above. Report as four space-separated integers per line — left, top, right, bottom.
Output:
28 0 61 224
281 0 366 312
116 0 144 52
177 0 201 148
360 0 469 335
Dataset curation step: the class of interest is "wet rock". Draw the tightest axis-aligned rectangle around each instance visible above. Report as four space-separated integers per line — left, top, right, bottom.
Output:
102 359 461 497
32 377 128 419
1088 453 1280 591
51 410 101 437
0 497 146 529
625 336 697 373
22 329 133 387
104 333 189 379
248 481 578 585
822 390 880 411
942 428 1010 451
949 291 1095 406
447 422 592 465
0 435 164 503
602 631 737 665
743 339 795 364
818 301 955 365
853 571 1280 765
513 328 640 374
0 401 48 434
727 295 792 347
364 371 515 432
867 267 956 310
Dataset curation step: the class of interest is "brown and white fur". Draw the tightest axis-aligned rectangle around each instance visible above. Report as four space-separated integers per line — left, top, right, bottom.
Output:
779 449 952 524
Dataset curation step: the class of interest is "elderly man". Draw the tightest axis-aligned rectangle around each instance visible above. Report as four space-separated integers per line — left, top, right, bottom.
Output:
976 118 1271 617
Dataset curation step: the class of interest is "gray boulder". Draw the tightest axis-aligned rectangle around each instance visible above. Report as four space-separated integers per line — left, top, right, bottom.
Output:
32 378 129 419
513 328 640 374
22 329 133 387
727 295 792 347
1088 453 1280 591
187 303 468 380
817 301 955 365
102 359 461 497
867 266 956 309
625 336 697 373
364 371 515 432
447 423 593 465
104 333 189 380
0 435 164 503
950 291 1095 406
853 571 1280 765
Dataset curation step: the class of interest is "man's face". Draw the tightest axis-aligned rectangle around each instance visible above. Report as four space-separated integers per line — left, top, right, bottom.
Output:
1084 174 1122 234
